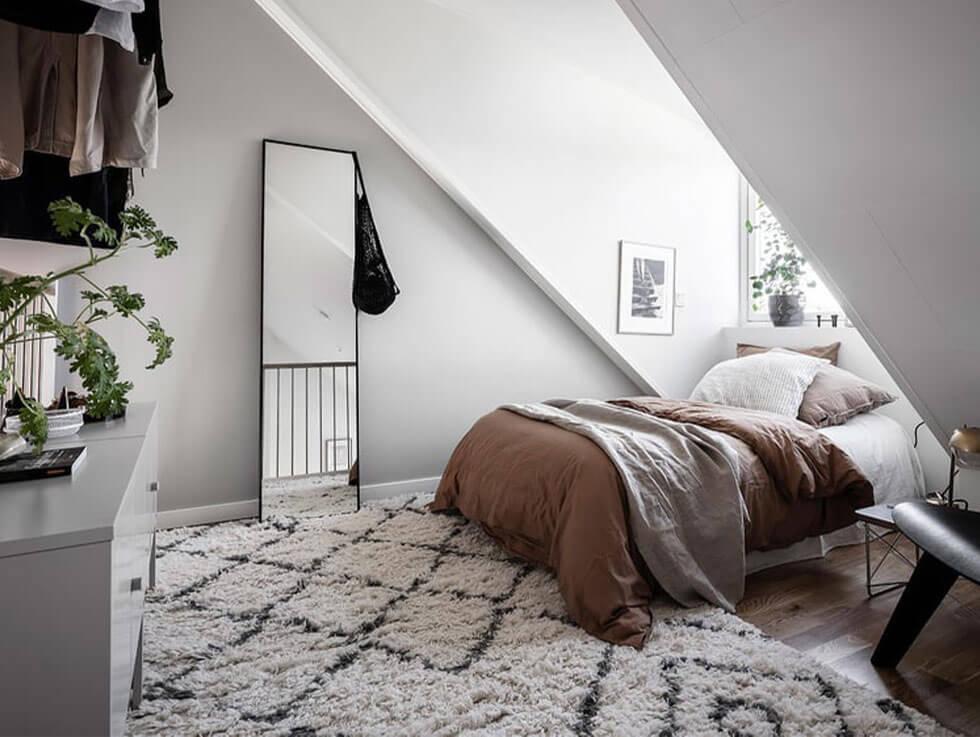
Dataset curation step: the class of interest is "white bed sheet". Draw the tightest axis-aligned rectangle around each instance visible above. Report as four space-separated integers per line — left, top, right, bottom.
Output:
818 412 926 505
746 412 926 574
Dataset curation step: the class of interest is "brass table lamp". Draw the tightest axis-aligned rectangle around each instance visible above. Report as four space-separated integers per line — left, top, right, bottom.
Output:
946 425 980 508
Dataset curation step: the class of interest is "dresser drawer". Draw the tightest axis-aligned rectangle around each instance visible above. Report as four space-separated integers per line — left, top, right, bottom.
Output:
109 433 157 734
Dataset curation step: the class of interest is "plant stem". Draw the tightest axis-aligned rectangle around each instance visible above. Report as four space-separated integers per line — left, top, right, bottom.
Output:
76 274 152 333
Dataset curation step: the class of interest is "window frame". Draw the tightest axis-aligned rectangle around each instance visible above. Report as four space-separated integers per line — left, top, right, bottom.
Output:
738 177 845 326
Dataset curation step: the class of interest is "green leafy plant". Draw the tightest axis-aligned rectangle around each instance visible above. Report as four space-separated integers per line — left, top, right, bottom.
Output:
0 198 177 450
746 198 815 311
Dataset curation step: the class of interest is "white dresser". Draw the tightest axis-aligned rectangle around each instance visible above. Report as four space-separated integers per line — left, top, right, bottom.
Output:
0 403 158 737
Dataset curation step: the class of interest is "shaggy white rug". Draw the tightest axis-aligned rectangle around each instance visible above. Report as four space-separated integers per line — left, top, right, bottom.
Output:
129 495 957 736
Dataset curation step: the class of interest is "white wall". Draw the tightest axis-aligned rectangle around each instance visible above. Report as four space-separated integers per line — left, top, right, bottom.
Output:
617 0 980 443
50 0 638 514
261 0 742 400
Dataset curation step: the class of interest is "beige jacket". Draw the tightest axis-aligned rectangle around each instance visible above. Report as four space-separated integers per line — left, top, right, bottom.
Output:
0 20 157 180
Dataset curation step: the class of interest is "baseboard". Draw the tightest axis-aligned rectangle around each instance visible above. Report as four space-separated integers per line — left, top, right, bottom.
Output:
157 499 259 529
359 476 441 502
157 478 438 527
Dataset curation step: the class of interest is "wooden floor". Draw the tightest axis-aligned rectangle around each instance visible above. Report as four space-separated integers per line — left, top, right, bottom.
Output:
738 536 980 735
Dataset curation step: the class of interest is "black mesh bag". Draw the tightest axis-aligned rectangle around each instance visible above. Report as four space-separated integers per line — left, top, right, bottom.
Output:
353 160 399 315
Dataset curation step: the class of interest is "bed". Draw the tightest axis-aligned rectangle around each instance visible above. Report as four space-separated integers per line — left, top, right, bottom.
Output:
430 348 926 648
747 411 925 572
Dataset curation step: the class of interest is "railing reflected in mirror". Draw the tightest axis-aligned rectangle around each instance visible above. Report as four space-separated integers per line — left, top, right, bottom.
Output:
0 294 55 415
262 362 356 475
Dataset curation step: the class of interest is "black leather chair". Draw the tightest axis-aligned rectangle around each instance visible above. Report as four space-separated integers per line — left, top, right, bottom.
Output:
871 501 980 667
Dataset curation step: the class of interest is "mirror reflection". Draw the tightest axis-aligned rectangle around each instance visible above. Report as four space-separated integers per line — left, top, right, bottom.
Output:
261 140 358 518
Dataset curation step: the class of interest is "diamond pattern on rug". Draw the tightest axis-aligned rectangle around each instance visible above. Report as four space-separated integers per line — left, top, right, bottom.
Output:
168 520 287 558
510 566 573 621
253 522 349 571
367 589 496 670
129 495 960 736
186 625 351 715
140 605 254 686
191 562 307 617
326 538 441 590
369 504 464 546
271 575 403 635
421 551 525 600
151 548 234 599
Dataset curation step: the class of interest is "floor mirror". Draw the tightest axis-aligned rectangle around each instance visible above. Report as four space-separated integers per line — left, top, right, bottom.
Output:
260 139 358 519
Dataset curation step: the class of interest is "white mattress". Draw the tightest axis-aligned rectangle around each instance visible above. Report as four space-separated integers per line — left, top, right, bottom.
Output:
746 411 926 573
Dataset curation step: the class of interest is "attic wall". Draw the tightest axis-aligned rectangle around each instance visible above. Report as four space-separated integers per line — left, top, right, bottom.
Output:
260 0 742 399
617 0 980 442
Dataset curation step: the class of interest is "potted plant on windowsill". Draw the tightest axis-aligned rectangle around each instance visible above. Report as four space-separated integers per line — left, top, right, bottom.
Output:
746 200 815 327
0 198 176 451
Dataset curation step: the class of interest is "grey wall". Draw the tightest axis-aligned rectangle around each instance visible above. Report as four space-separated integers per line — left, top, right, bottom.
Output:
618 0 980 441
82 0 638 513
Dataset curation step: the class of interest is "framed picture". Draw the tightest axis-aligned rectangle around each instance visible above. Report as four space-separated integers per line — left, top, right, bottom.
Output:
617 241 675 335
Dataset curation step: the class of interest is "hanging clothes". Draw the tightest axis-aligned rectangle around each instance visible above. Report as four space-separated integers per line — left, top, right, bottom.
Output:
93 35 159 171
0 20 157 181
0 22 99 179
0 0 170 247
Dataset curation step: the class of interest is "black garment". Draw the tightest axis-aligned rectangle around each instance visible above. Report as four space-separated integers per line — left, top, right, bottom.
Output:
0 1 98 33
0 152 130 248
352 160 399 315
133 0 173 107
151 54 172 108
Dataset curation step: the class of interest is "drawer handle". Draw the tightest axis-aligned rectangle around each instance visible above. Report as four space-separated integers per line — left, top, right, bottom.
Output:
148 481 159 492
130 577 143 592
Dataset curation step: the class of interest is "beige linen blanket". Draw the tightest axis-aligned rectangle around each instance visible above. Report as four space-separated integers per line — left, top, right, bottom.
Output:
502 399 746 612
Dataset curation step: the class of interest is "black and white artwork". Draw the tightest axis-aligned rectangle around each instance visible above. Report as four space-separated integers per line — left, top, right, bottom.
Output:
618 241 675 335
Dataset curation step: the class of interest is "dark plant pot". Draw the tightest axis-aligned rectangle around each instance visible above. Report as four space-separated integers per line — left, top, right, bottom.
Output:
768 294 804 327
83 407 126 424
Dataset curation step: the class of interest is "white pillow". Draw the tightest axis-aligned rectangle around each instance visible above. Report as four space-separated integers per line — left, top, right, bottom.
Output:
690 349 829 417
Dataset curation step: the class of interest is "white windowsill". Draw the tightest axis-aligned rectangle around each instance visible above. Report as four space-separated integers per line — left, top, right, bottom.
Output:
737 322 856 329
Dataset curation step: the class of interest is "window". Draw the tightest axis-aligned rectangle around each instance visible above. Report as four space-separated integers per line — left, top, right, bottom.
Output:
739 179 844 324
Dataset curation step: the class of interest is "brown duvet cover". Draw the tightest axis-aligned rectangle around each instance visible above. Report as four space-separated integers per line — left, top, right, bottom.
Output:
430 398 873 647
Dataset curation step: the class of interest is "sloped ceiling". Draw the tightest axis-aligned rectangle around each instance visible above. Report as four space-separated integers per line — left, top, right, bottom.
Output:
255 0 741 399
617 0 980 437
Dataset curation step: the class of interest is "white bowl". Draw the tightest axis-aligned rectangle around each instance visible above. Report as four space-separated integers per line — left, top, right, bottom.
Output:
6 408 85 439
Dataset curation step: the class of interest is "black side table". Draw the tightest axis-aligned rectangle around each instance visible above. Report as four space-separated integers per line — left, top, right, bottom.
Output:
855 504 919 597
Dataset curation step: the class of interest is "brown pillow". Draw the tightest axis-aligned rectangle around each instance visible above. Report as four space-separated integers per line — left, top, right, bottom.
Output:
797 364 897 428
736 341 841 366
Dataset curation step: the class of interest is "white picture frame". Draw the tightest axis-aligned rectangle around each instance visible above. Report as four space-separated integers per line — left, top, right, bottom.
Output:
617 241 675 335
